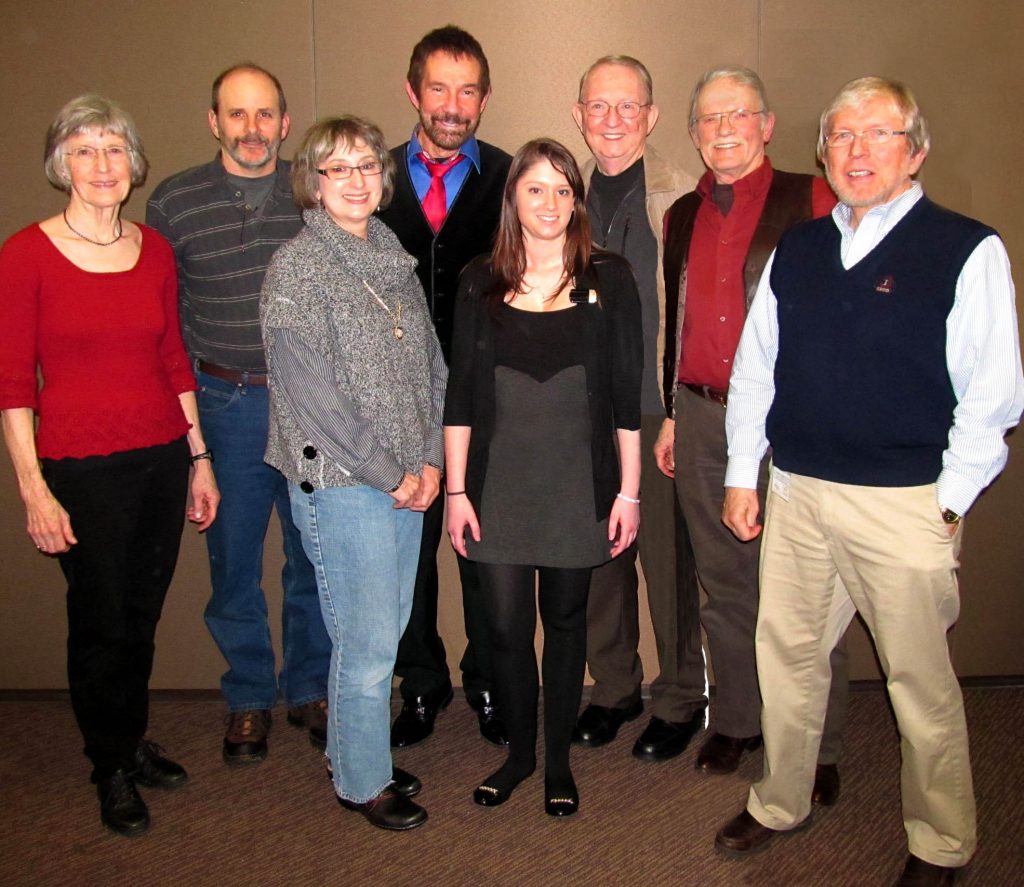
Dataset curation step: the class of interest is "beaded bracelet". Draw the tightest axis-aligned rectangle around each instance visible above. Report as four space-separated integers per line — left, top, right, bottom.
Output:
616 492 640 504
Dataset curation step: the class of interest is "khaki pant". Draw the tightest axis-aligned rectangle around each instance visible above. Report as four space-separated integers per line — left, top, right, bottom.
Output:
748 469 976 867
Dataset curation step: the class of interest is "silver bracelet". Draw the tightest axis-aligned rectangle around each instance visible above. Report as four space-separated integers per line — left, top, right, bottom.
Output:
616 492 640 504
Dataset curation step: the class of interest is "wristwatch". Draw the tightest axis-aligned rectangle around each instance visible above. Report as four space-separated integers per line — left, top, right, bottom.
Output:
941 508 961 525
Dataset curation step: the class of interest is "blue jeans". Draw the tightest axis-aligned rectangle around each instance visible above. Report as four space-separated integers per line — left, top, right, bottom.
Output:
197 370 331 711
289 482 422 803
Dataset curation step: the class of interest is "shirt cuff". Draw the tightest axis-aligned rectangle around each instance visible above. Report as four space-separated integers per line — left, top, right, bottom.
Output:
935 468 982 516
358 447 405 494
725 456 762 490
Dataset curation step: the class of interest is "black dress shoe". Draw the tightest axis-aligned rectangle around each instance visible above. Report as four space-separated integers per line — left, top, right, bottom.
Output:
339 787 427 830
96 769 150 837
894 855 962 886
696 732 762 774
544 775 579 817
467 691 510 746
571 699 643 747
714 810 780 855
811 763 840 806
133 739 188 790
324 760 421 798
390 680 454 749
632 713 703 762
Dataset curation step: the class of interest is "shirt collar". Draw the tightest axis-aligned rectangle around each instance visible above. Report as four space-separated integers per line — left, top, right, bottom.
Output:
831 181 924 237
406 129 481 172
696 156 774 202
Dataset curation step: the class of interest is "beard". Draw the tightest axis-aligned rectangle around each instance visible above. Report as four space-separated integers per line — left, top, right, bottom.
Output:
419 110 479 152
223 133 279 172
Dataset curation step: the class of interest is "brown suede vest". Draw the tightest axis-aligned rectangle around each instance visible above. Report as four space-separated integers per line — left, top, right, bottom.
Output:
661 169 814 413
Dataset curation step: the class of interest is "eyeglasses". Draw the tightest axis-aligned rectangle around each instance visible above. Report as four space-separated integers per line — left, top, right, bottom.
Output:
581 100 650 120
693 109 765 129
63 145 132 163
317 161 383 181
823 128 908 149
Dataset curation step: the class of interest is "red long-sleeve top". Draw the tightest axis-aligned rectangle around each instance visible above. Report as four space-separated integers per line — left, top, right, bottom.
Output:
678 159 837 390
0 223 196 459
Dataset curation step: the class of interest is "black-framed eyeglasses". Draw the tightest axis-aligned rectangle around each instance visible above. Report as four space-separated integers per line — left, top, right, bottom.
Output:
823 128 908 148
581 100 650 120
317 161 383 181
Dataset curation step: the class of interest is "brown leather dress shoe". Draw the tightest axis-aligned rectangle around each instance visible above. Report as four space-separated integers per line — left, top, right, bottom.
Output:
696 732 762 774
715 810 781 855
812 763 840 806
894 855 962 886
223 709 271 765
339 787 427 831
287 698 328 750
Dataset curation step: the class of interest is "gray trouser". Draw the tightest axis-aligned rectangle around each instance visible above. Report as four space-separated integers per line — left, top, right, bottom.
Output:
585 415 707 722
674 387 847 760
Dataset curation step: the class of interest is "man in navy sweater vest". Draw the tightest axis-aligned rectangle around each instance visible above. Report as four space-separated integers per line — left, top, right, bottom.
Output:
378 26 512 749
716 76 1023 887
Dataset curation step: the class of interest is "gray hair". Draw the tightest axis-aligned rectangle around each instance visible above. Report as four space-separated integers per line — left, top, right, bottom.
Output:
578 55 654 105
817 76 930 162
291 116 395 210
688 65 770 128
44 94 148 192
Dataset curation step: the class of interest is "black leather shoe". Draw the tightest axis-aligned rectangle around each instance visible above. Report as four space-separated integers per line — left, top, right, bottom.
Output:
544 775 579 817
133 739 188 790
632 713 703 761
572 699 643 747
467 691 510 746
811 763 840 806
696 732 762 774
324 760 421 798
715 810 780 855
390 680 454 748
894 855 962 886
339 787 427 830
96 769 150 837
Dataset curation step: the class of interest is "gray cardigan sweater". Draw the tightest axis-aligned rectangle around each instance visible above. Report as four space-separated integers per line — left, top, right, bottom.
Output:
261 208 446 492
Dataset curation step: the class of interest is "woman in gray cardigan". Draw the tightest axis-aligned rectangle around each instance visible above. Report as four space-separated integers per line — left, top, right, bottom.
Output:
260 116 446 832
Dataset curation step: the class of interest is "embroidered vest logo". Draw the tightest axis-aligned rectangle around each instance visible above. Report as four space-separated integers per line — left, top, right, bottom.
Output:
874 274 895 294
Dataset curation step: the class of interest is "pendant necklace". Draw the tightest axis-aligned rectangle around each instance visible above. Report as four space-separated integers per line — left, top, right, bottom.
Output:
63 209 122 246
362 280 404 339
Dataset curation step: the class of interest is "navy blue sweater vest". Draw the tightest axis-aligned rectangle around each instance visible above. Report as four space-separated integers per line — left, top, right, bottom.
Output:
766 196 993 486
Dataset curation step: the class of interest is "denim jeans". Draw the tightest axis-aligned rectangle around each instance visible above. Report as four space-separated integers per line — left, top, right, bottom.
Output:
197 370 331 711
289 482 422 803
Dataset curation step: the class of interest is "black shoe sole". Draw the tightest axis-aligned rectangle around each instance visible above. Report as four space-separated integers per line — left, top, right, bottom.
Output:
222 746 268 766
631 742 689 762
134 774 188 790
101 815 150 838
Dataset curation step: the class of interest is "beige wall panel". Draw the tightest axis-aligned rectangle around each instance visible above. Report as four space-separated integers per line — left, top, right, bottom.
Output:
2 0 1022 688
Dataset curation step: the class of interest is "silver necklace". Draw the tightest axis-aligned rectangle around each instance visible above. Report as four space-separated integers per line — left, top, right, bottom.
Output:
362 280 404 339
63 209 122 246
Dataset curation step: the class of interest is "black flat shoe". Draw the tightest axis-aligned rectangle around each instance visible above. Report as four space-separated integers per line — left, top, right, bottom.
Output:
339 788 427 831
544 775 579 817
96 769 150 837
324 759 422 798
133 739 188 790
472 764 534 807
473 783 511 806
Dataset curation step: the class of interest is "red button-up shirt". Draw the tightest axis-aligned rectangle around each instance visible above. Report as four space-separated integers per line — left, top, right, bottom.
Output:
677 158 836 390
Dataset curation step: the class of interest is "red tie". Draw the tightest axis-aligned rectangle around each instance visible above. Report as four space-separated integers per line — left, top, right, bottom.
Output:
419 153 466 233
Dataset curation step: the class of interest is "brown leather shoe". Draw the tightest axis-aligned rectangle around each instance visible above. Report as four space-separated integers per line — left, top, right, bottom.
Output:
339 787 427 830
715 810 781 855
894 855 962 886
223 709 271 765
696 732 762 774
811 763 840 806
287 698 328 749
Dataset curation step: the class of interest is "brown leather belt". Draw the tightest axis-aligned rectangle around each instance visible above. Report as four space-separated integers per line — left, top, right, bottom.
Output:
683 382 728 407
197 360 268 387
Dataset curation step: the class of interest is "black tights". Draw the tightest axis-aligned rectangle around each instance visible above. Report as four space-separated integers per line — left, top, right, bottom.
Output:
475 563 591 796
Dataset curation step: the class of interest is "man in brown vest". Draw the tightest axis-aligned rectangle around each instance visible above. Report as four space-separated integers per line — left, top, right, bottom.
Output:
657 66 846 795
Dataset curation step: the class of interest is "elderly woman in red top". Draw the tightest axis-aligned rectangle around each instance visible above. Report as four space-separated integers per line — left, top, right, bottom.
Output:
0 95 219 838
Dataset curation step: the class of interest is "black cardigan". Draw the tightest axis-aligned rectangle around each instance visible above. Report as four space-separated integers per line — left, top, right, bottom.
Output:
444 253 643 521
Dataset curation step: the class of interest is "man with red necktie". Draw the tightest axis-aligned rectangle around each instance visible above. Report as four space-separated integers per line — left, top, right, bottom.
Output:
378 25 512 749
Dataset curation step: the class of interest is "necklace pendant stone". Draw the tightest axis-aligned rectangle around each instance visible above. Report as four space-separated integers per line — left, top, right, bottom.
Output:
394 327 404 340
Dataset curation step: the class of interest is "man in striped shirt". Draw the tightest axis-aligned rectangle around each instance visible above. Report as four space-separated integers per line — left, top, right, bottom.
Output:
147 63 331 765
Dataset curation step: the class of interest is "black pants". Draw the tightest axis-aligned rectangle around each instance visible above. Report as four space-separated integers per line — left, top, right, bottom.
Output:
43 438 189 778
395 491 493 699
476 563 591 779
